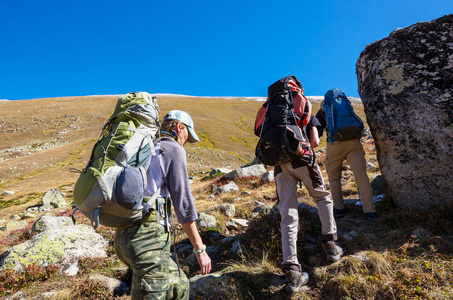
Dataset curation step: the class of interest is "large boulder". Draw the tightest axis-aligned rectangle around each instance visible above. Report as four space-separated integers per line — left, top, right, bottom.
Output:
0 223 108 276
356 14 453 209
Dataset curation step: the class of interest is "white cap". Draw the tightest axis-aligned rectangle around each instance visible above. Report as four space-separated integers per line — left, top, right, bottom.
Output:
163 110 199 143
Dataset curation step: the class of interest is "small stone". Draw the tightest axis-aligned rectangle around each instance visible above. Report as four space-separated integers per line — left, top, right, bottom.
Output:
349 231 359 238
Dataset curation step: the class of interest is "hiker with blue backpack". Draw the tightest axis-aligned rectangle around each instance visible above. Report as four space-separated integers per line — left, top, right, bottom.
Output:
315 88 378 221
255 76 344 293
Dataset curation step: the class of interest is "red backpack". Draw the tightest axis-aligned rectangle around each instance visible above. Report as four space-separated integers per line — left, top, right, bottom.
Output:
254 75 313 166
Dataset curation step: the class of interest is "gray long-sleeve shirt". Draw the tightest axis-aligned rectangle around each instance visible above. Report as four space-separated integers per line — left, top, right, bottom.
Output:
144 137 198 224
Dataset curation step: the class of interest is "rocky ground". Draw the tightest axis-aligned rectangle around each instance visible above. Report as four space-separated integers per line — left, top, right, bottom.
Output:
1 96 452 299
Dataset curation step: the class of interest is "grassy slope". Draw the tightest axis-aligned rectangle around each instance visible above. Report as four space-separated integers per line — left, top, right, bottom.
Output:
1 95 451 299
0 95 262 218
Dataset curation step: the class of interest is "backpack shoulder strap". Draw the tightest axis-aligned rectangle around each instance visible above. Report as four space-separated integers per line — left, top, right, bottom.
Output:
254 99 270 137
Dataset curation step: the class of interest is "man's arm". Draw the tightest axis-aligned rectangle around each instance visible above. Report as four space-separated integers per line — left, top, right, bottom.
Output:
315 109 326 137
181 221 212 274
309 126 320 148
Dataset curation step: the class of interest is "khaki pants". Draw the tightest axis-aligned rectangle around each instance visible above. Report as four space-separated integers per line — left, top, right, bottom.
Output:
115 222 189 300
326 139 375 213
275 162 337 267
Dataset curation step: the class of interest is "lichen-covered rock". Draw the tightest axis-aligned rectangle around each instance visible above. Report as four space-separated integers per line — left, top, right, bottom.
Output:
206 204 236 218
252 204 273 215
223 164 266 180
31 215 73 233
0 220 28 232
189 272 234 299
260 170 275 183
9 215 20 221
230 240 243 255
88 273 130 294
41 188 68 209
356 14 453 209
215 181 239 194
209 168 232 176
0 224 108 276
196 213 217 229
175 243 194 258
225 218 249 230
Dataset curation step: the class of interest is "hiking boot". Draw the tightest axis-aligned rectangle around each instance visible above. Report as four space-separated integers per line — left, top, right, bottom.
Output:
362 212 378 221
333 209 345 219
322 241 345 262
284 270 309 293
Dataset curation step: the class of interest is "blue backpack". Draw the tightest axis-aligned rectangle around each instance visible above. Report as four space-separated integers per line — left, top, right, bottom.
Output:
323 88 364 143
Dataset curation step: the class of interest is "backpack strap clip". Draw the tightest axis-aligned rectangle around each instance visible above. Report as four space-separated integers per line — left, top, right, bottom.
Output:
71 208 80 225
90 208 101 230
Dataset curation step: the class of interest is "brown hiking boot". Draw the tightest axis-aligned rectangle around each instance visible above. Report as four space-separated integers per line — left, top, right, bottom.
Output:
284 270 309 293
322 241 345 262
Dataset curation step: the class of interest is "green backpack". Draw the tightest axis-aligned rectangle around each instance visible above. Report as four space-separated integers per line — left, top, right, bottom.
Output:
73 92 161 229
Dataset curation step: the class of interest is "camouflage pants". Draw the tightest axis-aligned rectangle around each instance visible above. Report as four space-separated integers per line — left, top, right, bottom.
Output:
114 222 189 300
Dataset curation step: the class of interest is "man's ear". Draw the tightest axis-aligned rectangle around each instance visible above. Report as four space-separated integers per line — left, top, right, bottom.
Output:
175 122 182 132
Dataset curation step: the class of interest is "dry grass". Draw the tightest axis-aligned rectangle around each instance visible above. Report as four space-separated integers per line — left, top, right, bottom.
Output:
0 95 260 218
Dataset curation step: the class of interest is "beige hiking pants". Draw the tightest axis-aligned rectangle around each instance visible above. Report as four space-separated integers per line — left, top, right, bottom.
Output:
325 139 376 213
276 162 337 267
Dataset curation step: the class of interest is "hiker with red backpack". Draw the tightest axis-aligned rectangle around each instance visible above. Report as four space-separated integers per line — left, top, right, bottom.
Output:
315 88 378 221
114 110 211 299
255 76 344 293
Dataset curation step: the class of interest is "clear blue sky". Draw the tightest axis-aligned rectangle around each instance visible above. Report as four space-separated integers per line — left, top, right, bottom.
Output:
1 0 451 100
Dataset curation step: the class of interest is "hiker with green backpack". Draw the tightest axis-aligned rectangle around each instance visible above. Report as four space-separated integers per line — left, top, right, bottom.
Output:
73 93 211 299
315 88 378 221
114 110 212 299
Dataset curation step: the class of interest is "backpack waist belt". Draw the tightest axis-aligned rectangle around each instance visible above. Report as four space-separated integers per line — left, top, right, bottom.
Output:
119 197 159 228
120 192 169 229
138 210 158 223
138 196 158 223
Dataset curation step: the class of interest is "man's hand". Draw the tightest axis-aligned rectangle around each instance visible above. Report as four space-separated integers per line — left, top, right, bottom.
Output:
181 221 212 275
195 250 211 274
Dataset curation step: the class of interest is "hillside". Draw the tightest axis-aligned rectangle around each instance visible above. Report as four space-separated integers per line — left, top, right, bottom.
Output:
0 94 341 218
1 94 451 300
0 94 269 219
